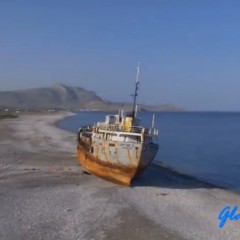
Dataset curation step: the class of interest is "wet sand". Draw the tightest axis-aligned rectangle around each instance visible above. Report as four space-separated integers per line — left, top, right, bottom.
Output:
0 113 240 240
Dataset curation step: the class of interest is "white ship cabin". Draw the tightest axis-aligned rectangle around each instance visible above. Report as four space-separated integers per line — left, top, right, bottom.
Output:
93 114 158 144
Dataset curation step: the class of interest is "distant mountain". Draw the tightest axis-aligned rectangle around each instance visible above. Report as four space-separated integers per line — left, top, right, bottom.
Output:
0 83 184 111
0 84 104 109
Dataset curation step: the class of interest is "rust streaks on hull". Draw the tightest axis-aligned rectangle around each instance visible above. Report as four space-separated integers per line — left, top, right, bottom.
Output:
77 145 137 186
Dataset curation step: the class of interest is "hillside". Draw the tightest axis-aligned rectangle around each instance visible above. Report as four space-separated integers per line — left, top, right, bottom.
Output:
0 84 105 109
0 84 184 111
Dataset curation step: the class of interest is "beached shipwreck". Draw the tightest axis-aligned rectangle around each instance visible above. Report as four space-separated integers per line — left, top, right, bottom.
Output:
77 65 159 186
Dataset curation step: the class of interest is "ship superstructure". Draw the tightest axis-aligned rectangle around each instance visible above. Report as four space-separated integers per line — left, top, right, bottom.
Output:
77 64 159 185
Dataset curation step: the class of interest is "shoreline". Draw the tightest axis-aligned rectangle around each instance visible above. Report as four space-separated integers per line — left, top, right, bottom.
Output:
0 112 184 240
151 162 229 191
1 112 240 239
57 113 237 194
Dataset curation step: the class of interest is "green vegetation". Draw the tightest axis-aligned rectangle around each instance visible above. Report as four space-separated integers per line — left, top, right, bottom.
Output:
0 113 18 121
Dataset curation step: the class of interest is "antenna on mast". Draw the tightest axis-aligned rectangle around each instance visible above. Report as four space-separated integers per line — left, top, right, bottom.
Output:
151 113 155 128
132 62 140 120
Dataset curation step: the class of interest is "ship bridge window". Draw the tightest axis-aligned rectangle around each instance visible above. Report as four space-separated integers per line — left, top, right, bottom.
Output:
95 133 104 139
119 134 141 143
106 133 117 141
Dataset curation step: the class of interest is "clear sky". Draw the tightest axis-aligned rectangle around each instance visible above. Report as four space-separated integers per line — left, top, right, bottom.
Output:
0 0 240 111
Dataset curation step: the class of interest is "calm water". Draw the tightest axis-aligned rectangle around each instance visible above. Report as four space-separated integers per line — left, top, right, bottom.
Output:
59 111 240 192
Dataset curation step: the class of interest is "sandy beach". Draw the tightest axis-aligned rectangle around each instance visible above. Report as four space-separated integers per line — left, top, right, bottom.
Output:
1 112 240 240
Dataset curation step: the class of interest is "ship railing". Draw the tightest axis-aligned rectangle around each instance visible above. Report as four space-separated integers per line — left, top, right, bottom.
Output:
148 128 159 136
96 123 125 131
96 123 144 133
130 126 144 133
96 123 159 135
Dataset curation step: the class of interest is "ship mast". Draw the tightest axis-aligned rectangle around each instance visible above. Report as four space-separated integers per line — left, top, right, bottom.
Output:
132 62 140 120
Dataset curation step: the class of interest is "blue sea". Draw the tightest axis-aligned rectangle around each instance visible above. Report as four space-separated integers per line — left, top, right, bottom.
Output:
59 111 240 192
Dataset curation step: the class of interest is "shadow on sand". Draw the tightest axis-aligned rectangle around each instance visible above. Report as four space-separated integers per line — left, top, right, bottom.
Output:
132 163 224 190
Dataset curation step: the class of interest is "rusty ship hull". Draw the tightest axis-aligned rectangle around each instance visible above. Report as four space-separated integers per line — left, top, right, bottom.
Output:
77 145 136 186
77 126 159 186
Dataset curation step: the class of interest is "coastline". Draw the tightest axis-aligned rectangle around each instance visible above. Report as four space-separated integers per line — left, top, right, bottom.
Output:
152 162 226 191
57 113 233 194
1 112 240 239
